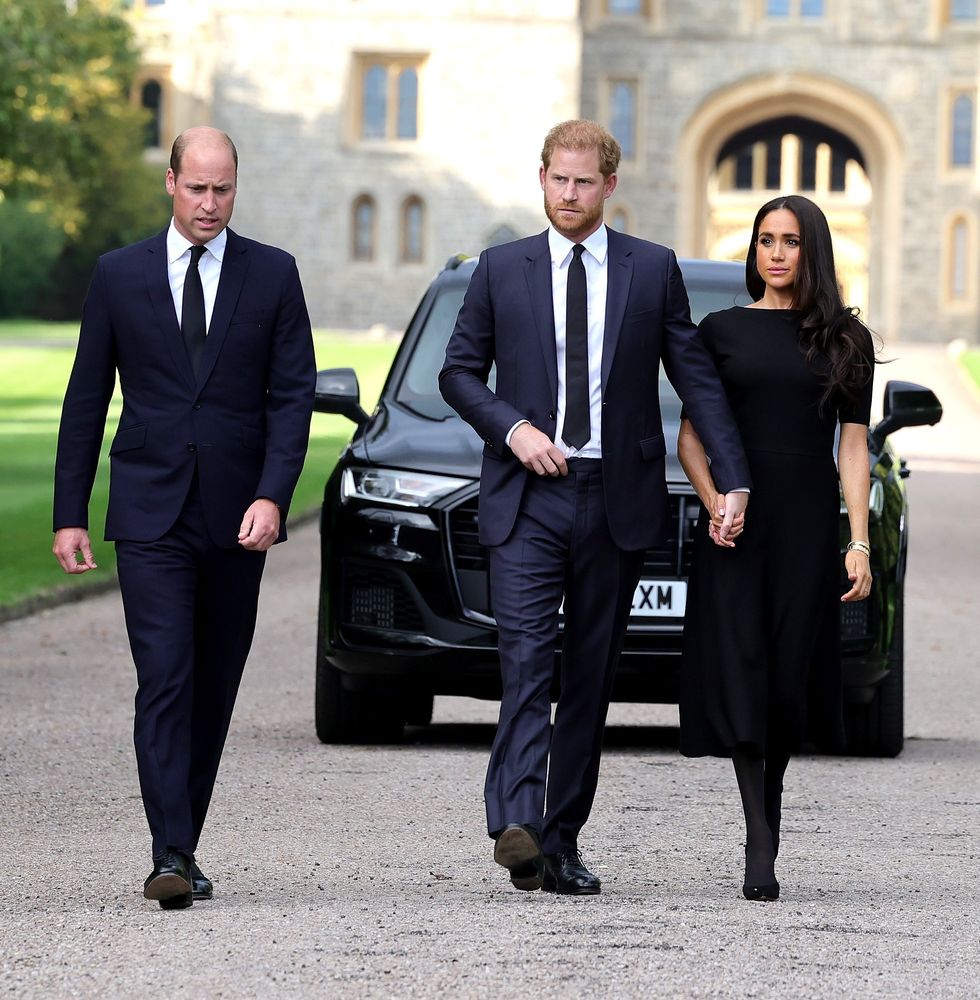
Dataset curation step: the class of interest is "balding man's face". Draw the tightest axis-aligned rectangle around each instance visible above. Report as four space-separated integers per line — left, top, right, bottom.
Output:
165 141 237 245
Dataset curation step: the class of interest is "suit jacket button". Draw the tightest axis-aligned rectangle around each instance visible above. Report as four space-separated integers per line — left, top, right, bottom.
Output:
187 443 196 453
192 403 202 410
549 411 555 420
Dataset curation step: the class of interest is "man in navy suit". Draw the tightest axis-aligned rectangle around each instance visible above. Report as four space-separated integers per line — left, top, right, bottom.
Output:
439 120 751 895
52 127 316 909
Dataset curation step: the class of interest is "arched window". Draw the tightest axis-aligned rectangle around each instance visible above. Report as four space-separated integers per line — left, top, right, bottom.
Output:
397 68 418 140
952 93 975 167
766 0 824 15
352 195 376 261
608 206 630 233
609 81 637 160
356 56 423 141
141 79 162 149
950 0 978 21
951 217 970 301
361 64 387 140
606 0 644 13
401 196 424 263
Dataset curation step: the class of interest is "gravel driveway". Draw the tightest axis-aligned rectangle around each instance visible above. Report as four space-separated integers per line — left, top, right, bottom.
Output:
2 345 978 999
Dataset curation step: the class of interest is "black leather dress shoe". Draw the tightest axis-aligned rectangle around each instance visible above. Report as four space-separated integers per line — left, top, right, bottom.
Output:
493 823 544 891
542 848 601 895
143 850 193 910
190 861 213 900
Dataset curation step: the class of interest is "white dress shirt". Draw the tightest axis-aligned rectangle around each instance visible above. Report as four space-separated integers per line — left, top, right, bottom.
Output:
166 219 226 332
506 225 609 459
549 225 607 459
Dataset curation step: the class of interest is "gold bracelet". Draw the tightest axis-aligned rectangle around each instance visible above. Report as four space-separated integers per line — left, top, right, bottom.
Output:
846 540 871 557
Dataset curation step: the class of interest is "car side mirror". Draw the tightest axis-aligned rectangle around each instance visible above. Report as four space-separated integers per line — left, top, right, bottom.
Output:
870 380 942 452
314 367 369 426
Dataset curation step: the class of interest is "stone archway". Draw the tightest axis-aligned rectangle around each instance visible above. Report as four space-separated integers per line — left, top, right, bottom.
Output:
676 73 904 336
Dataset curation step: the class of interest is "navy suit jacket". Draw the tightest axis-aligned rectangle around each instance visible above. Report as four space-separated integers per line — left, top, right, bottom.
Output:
53 227 316 547
439 228 750 551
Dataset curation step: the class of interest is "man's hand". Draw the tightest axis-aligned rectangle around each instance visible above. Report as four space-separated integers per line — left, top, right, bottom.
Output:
509 423 568 477
52 527 98 574
707 493 745 548
238 498 280 551
716 490 749 542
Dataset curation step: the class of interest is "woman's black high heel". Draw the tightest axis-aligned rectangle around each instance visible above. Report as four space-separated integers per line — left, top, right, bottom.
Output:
742 879 780 901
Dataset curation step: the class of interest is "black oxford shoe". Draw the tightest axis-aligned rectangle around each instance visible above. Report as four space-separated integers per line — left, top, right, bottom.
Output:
143 850 193 910
190 861 213 900
493 823 544 891
542 848 601 895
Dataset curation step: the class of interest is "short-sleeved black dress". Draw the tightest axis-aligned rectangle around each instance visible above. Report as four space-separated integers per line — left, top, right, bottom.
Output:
679 307 873 757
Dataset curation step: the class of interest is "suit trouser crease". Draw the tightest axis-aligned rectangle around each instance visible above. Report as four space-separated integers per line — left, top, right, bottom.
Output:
115 477 266 859
485 465 643 855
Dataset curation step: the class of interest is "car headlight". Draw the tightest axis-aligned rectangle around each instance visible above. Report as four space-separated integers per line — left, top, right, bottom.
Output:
341 467 472 507
839 480 884 517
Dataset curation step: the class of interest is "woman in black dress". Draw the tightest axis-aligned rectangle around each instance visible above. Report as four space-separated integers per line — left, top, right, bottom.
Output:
678 195 875 901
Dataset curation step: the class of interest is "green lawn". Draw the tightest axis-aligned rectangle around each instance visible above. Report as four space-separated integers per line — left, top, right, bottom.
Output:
959 348 980 392
0 320 398 611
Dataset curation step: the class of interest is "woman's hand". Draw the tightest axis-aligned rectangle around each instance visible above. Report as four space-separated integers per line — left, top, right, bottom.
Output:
707 493 744 548
841 549 872 601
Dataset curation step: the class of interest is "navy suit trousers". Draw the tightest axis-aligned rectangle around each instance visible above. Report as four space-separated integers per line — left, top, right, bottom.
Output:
115 476 266 859
484 461 644 855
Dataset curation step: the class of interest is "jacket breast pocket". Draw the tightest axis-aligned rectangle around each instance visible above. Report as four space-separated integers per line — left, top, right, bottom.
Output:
229 310 269 328
109 424 146 455
640 434 667 460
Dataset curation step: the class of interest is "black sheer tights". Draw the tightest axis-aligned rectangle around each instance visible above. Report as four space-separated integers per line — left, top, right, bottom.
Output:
732 748 791 887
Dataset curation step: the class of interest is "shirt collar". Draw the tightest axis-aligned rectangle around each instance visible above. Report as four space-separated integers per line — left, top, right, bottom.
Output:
548 223 609 268
166 219 228 265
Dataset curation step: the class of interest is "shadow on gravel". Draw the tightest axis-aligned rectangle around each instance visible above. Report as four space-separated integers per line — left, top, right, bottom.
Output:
404 723 679 751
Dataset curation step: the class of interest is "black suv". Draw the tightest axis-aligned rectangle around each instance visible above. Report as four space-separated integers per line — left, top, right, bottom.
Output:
313 256 942 756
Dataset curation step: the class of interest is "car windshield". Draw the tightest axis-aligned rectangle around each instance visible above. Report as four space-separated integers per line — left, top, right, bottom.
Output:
395 272 750 420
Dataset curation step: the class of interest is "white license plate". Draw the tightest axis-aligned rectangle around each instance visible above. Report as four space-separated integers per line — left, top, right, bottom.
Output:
630 579 687 618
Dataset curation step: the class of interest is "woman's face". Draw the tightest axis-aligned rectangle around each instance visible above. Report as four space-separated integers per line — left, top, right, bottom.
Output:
754 208 801 293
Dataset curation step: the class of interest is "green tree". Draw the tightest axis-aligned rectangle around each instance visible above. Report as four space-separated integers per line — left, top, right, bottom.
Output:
0 0 169 317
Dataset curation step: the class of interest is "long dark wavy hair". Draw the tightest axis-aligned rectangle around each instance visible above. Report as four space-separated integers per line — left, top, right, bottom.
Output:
746 194 874 410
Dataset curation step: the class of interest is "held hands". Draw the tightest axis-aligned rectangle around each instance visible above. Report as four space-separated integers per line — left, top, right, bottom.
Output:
238 498 281 551
841 549 872 602
707 492 747 548
509 423 568 477
52 527 98 574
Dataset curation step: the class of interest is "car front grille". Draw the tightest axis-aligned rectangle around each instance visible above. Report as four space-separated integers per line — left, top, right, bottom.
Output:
839 587 876 643
447 492 699 619
643 494 699 577
447 497 484 571
343 565 424 632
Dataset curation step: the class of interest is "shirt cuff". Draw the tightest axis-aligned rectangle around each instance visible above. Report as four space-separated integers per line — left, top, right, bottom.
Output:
505 419 529 448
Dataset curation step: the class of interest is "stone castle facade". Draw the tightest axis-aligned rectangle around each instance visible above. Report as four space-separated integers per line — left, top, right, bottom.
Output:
130 0 980 343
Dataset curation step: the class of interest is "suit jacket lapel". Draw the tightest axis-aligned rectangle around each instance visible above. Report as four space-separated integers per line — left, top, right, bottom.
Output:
144 229 197 391
197 228 249 388
602 230 633 390
523 231 558 405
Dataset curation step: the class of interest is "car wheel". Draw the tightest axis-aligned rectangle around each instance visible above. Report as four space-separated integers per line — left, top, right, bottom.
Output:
315 653 404 744
403 693 435 727
844 595 904 758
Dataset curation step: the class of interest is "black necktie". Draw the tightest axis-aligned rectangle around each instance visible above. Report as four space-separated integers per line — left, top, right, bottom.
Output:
182 244 207 374
562 243 590 450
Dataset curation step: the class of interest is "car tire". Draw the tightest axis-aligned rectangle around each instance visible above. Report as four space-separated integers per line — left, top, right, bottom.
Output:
403 693 435 727
315 654 404 744
844 595 904 758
